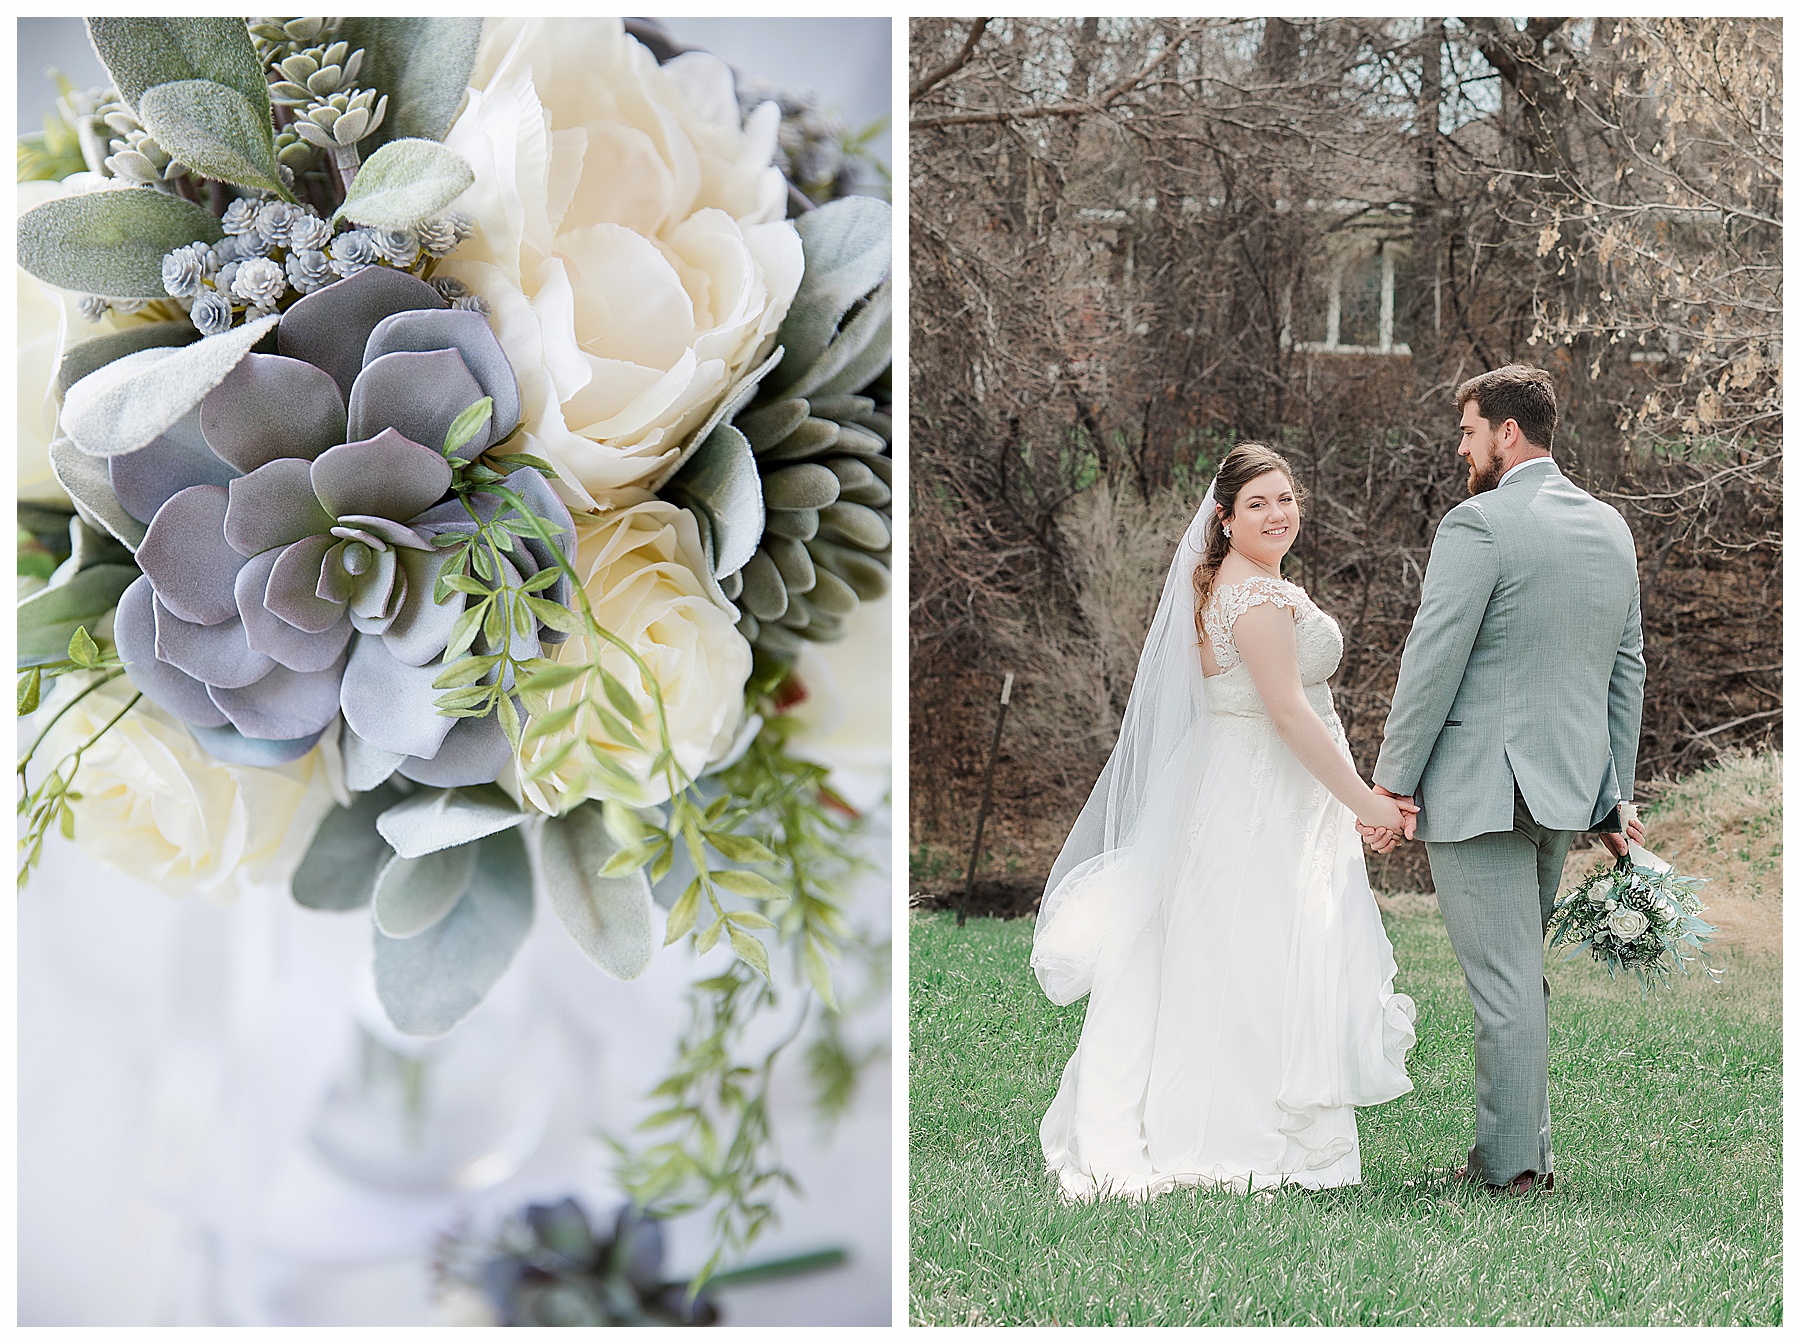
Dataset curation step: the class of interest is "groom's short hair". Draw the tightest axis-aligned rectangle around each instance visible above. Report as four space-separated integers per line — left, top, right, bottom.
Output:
1456 365 1557 451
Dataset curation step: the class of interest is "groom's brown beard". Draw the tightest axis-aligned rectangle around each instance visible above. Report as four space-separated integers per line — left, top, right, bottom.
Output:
1467 456 1506 495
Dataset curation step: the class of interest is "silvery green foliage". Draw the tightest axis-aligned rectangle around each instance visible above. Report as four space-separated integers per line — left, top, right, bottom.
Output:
16 513 138 667
137 77 286 197
535 804 655 980
333 138 476 232
86 17 272 124
289 780 662 1034
337 18 485 149
16 188 224 298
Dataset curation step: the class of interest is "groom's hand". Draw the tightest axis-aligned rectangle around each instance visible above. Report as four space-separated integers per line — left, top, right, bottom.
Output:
1371 784 1419 841
1599 803 1645 858
1357 820 1398 854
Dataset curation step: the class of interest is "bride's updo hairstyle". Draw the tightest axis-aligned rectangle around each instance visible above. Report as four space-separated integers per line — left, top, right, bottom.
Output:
1192 440 1304 635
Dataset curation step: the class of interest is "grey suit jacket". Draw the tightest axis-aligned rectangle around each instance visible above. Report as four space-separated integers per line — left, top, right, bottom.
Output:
1373 460 1645 844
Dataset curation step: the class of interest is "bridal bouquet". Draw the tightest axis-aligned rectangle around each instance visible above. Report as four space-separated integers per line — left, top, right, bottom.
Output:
1547 849 1721 990
17 15 890 1267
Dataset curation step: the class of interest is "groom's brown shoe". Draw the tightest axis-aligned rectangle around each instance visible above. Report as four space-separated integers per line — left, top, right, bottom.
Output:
1453 1164 1554 1195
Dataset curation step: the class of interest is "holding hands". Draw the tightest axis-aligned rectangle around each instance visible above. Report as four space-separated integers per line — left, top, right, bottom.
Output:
1356 785 1418 853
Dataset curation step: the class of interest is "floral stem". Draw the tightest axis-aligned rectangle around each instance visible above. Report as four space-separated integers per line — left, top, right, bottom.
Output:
330 142 361 198
17 668 125 783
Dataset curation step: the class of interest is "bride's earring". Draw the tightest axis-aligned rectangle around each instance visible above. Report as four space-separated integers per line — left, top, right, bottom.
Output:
1222 525 1232 539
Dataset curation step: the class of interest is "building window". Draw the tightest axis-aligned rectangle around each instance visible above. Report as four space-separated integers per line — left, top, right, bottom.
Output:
1290 236 1415 357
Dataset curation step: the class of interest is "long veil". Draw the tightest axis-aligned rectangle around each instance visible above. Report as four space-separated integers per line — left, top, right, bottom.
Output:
1030 483 1218 1004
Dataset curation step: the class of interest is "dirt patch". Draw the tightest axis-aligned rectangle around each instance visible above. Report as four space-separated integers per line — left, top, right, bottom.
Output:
911 875 1045 920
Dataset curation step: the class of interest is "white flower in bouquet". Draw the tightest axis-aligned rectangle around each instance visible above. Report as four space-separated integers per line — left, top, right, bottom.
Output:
1607 906 1651 942
516 494 752 812
16 176 133 506
29 677 335 901
441 17 805 509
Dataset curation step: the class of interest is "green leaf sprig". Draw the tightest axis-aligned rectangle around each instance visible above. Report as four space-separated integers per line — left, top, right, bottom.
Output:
17 627 139 885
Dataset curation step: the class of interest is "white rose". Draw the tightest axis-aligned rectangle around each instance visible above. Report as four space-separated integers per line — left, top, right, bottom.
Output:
28 675 335 901
1607 906 1651 942
517 494 752 811
442 18 804 510
17 176 136 506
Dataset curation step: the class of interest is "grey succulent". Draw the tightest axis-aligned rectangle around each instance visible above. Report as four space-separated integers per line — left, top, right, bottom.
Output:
294 86 388 151
450 294 491 316
247 16 333 68
725 379 892 657
267 39 366 106
416 215 466 258
254 199 301 249
431 275 471 301
663 196 893 662
110 265 559 780
78 294 111 323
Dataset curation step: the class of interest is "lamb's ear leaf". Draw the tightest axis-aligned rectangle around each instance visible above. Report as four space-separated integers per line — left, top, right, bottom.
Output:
537 803 657 980
59 314 279 458
137 79 286 198
373 828 533 1037
767 196 892 396
17 189 224 298
86 16 271 124
337 18 484 148
56 322 199 397
334 137 475 231
291 782 408 911
375 782 529 858
49 438 146 552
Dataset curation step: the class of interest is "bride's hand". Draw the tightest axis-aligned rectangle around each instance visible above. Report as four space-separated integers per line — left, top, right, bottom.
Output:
1358 792 1407 837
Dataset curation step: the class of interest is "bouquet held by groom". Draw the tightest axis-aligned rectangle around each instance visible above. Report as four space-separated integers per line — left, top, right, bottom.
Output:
1360 364 1646 1196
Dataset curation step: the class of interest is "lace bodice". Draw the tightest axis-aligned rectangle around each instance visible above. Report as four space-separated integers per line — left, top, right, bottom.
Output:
1201 576 1345 733
1203 576 1341 682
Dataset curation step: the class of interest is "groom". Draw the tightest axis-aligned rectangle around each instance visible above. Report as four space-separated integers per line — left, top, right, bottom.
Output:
1362 364 1646 1195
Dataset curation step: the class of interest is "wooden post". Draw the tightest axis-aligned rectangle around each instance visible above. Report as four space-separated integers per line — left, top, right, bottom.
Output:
959 672 1013 927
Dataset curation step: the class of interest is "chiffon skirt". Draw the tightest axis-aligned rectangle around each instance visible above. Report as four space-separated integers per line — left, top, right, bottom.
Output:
1040 710 1417 1200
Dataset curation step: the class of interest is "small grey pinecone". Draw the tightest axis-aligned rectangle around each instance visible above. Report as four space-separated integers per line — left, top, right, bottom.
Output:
287 213 334 253
220 197 261 236
231 256 288 309
328 229 381 276
285 248 335 294
190 291 235 336
161 243 212 299
369 229 418 267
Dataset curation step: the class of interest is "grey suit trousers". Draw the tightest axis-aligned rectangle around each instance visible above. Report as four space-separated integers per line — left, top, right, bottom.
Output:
1425 788 1575 1185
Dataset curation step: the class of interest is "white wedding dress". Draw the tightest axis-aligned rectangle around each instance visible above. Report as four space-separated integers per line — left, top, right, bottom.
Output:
1039 575 1417 1200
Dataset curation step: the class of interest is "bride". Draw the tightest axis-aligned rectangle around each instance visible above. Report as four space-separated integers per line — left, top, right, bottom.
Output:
1034 441 1418 1201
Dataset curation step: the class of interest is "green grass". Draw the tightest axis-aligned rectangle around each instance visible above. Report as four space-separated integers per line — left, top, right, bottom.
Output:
909 910 1781 1326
